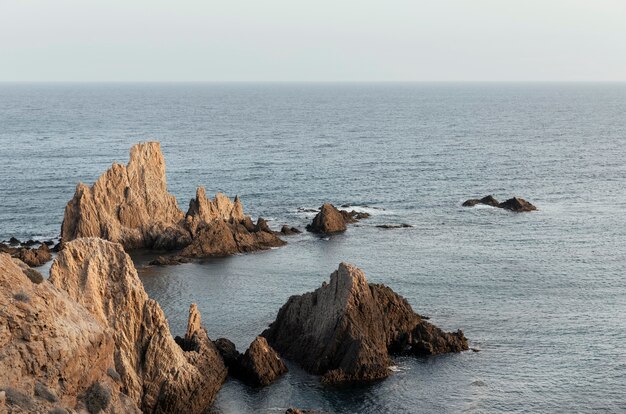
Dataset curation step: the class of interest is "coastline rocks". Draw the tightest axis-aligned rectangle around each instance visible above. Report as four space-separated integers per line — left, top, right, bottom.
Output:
462 195 537 212
280 225 302 236
306 203 370 234
0 243 52 267
0 252 142 413
213 337 287 387
262 263 468 384
185 187 244 238
61 142 189 249
48 238 227 413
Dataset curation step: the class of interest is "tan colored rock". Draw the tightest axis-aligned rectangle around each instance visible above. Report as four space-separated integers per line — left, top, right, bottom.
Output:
61 142 190 249
185 187 245 237
48 238 227 413
0 252 141 414
306 204 370 234
262 263 468 384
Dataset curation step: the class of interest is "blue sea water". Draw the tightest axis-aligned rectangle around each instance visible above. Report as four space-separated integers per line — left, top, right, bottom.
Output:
0 83 625 413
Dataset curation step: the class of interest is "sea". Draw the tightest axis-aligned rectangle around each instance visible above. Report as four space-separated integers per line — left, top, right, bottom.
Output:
1 82 625 413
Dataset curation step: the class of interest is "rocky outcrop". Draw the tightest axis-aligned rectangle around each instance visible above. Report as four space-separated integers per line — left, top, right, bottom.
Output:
180 219 286 258
462 195 537 211
213 337 287 387
48 238 227 413
498 197 537 212
306 203 370 234
280 225 302 236
61 142 190 249
0 252 141 413
185 187 245 238
262 263 468 384
376 224 413 229
0 243 52 267
61 142 287 260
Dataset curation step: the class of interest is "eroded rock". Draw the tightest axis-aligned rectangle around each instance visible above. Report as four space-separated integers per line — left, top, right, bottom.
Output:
48 238 227 413
262 263 468 384
306 203 369 234
463 195 537 212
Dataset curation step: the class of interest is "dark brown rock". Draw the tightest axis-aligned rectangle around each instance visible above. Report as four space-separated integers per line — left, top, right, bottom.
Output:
213 338 241 370
12 244 52 267
280 225 302 236
180 219 285 258
498 197 537 212
262 263 468 384
376 224 413 229
306 203 348 234
462 195 500 207
149 255 189 266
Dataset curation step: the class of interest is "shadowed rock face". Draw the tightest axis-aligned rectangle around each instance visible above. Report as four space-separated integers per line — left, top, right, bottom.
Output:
0 253 141 414
61 142 189 250
48 238 227 413
262 263 468 384
185 187 245 238
462 195 537 212
0 243 52 267
213 337 287 387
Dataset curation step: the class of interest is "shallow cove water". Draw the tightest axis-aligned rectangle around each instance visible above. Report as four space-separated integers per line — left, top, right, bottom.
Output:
1 83 625 413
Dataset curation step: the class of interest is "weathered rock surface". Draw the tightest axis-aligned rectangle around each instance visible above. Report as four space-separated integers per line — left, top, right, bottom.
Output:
48 238 227 413
462 195 537 211
0 243 52 267
306 203 370 234
213 337 287 387
0 252 141 414
61 142 287 260
180 218 286 258
149 255 190 266
262 263 468 384
61 142 189 249
280 225 302 236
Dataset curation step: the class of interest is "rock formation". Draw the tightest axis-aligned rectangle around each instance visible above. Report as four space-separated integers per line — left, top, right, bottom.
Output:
462 195 537 212
0 252 141 413
262 263 468 384
48 238 227 413
306 203 370 234
280 225 302 236
61 142 190 249
213 337 287 387
0 243 52 267
61 142 288 260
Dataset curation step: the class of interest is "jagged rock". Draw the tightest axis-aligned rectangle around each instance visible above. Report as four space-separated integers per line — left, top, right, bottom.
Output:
463 195 537 211
180 219 285 258
280 225 302 236
498 197 537 212
0 252 141 414
8 237 20 245
341 210 370 223
11 258 44 284
48 238 227 413
185 187 245 238
262 263 468 384
462 195 500 207
213 337 287 387
376 224 413 229
254 217 272 233
61 142 189 250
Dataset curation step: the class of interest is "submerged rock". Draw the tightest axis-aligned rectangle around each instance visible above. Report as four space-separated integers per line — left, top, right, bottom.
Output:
213 337 287 387
376 224 413 229
262 263 468 384
463 195 537 212
280 225 302 236
48 238 227 413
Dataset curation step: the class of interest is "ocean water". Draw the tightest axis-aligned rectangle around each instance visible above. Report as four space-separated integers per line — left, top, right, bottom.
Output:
1 83 625 413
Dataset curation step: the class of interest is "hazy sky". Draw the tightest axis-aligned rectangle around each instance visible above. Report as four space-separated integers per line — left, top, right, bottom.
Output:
1 0 625 81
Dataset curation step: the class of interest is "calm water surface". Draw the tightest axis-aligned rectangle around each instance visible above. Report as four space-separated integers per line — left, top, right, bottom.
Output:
1 83 625 413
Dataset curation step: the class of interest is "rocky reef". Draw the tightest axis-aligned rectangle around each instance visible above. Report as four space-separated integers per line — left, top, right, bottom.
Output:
0 238 227 413
306 203 370 234
61 142 286 259
262 263 468 384
463 195 537 212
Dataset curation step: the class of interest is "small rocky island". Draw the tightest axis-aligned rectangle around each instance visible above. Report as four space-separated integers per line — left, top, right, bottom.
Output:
463 195 537 212
306 203 370 234
61 142 286 259
262 263 468 384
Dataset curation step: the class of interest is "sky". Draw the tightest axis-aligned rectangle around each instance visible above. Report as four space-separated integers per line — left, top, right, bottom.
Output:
1 0 625 82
